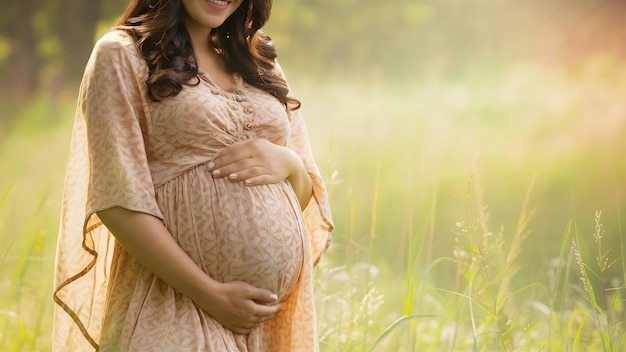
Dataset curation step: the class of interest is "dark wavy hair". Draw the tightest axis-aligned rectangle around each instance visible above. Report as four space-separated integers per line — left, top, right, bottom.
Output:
117 0 299 109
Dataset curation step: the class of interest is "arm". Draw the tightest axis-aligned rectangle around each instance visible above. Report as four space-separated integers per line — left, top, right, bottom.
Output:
284 147 313 210
97 207 281 334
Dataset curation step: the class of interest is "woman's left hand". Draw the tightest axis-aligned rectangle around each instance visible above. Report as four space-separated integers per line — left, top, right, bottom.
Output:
209 138 300 186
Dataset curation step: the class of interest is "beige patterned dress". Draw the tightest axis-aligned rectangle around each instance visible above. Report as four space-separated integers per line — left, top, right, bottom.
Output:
53 30 333 352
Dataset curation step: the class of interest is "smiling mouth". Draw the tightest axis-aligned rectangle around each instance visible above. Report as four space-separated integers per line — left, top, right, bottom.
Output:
207 0 230 6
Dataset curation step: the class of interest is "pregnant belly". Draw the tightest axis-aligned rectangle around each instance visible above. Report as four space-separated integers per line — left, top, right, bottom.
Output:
155 165 305 301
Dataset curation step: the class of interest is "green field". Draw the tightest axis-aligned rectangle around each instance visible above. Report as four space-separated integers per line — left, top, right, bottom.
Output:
1 58 625 351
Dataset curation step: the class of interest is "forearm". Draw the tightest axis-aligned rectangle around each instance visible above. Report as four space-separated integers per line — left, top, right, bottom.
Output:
286 150 313 210
97 207 218 305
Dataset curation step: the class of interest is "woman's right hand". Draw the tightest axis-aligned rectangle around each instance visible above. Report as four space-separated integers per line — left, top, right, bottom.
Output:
97 208 282 335
201 281 282 334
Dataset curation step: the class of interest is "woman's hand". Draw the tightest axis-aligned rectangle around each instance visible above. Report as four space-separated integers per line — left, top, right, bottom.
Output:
209 139 313 209
98 208 281 335
209 139 297 185
199 281 282 335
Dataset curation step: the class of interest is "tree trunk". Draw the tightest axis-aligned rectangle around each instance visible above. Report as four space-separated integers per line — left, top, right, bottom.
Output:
58 0 101 85
3 0 40 99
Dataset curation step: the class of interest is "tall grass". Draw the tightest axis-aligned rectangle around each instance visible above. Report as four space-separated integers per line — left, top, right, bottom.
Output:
315 171 625 351
305 59 626 350
0 95 72 351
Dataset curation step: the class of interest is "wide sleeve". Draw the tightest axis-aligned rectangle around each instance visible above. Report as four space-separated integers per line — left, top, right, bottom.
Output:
276 63 334 266
52 31 162 351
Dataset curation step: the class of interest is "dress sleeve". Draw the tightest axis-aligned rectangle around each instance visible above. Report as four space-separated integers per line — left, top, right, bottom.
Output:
276 63 334 266
53 30 162 351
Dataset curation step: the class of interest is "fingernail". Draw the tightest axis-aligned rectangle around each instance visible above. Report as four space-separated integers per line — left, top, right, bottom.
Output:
229 173 238 179
212 169 220 176
270 293 278 301
208 161 214 169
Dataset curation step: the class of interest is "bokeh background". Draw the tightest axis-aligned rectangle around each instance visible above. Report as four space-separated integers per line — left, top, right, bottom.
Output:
1 0 625 350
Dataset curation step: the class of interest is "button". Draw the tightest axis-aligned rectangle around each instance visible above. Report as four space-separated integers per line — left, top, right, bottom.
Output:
244 122 254 130
235 95 246 102
210 88 220 95
236 88 244 95
244 107 254 114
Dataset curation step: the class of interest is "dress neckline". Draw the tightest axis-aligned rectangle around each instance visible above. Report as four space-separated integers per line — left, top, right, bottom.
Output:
197 70 244 94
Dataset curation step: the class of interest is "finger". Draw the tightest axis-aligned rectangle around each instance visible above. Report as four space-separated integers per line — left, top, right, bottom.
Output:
250 315 269 324
243 174 273 186
254 303 283 318
213 148 250 169
226 167 264 183
216 139 253 157
211 159 255 179
253 303 283 318
209 152 249 176
265 309 281 321
249 289 279 304
255 316 270 325
211 140 255 168
259 306 282 321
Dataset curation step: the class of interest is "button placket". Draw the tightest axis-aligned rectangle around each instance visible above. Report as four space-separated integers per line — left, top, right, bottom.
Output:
232 79 255 136
240 103 255 132
227 101 240 111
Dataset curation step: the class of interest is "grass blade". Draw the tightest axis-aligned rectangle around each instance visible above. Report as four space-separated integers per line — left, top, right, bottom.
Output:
368 315 440 352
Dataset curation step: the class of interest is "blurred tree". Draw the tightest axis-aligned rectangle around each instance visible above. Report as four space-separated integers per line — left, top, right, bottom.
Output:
0 0 438 100
57 0 102 84
0 0 40 97
1 0 624 108
0 0 127 101
266 0 433 80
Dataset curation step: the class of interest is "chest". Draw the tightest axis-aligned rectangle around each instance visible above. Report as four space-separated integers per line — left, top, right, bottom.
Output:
144 81 291 155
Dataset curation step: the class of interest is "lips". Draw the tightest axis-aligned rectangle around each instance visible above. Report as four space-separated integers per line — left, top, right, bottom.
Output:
207 0 229 8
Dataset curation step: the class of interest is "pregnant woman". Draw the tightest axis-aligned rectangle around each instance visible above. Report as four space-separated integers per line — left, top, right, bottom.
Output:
52 0 333 351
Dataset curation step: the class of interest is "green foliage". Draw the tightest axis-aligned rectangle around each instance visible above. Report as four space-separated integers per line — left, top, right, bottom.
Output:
313 167 625 351
5 1 626 102
0 0 128 99
0 98 71 351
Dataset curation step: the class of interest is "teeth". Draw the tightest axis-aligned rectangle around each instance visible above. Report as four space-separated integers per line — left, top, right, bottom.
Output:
208 0 228 5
